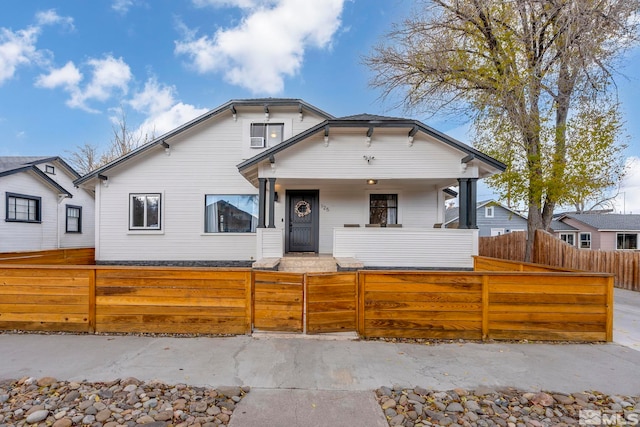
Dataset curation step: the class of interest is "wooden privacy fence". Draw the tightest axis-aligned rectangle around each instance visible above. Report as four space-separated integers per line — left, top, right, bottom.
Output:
480 230 640 291
0 248 95 265
0 263 613 341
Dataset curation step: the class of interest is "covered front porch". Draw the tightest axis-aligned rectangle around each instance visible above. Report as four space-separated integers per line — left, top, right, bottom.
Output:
255 226 479 270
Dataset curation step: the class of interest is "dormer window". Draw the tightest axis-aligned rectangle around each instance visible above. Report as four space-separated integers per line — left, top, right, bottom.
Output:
250 123 283 148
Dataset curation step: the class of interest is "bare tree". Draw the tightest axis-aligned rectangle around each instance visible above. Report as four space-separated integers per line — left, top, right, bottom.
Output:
365 0 638 260
66 106 155 176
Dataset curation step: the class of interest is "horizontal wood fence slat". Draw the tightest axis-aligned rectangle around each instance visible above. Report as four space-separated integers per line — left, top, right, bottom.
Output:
479 230 640 291
0 248 95 265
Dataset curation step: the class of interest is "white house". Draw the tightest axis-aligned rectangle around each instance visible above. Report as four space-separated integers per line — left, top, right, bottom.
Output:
1 156 95 252
75 99 505 269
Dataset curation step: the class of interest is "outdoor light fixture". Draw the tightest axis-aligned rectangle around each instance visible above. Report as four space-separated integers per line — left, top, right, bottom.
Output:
367 179 378 185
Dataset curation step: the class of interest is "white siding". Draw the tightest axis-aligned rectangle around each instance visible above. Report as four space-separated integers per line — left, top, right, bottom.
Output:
34 162 95 248
95 111 326 262
333 228 478 268
0 173 59 251
262 129 474 180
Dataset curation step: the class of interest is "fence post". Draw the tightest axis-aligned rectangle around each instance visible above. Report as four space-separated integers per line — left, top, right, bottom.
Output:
606 275 614 342
357 271 365 337
246 271 254 335
482 274 489 341
88 267 96 334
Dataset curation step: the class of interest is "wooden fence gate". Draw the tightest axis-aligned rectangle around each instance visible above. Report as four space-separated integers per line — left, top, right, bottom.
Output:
252 271 358 334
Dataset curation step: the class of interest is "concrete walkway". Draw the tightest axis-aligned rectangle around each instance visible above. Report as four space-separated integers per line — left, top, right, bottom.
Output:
614 287 640 351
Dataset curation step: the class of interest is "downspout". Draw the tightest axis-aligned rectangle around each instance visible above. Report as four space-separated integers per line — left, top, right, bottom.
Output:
57 194 69 249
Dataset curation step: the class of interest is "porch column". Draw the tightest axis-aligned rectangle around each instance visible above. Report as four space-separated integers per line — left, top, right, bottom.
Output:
258 178 266 228
468 178 478 229
267 177 276 228
458 178 469 229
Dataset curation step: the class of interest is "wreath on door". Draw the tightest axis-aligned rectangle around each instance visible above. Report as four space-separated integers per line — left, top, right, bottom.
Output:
294 200 311 217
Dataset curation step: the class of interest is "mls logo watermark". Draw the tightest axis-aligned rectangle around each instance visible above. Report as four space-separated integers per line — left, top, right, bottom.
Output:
580 410 640 426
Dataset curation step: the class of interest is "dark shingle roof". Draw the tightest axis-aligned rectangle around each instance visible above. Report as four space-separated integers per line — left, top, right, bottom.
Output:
550 220 577 231
561 214 640 231
0 156 53 174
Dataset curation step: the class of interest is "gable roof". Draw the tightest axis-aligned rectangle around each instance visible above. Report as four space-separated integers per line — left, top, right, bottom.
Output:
550 219 578 231
237 115 506 174
0 156 75 196
557 213 640 231
74 98 334 186
444 200 526 225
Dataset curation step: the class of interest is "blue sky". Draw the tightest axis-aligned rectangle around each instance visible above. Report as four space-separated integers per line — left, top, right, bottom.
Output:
1 1 639 212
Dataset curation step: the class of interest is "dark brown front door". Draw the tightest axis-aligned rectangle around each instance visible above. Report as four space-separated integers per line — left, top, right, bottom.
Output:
287 190 319 252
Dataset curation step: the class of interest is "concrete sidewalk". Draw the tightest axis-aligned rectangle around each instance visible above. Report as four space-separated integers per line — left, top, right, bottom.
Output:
1 333 639 395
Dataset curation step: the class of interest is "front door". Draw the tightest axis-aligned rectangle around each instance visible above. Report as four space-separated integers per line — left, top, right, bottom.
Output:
286 190 319 253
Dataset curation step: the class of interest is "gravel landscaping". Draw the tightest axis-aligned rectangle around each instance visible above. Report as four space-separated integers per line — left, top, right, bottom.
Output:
376 386 639 427
0 377 249 427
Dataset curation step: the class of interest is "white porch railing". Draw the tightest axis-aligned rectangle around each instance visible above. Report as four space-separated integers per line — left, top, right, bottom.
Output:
333 227 478 269
256 228 284 259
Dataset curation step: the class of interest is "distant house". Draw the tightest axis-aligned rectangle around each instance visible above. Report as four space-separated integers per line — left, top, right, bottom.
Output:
551 213 640 251
0 156 95 252
74 98 505 269
445 200 527 237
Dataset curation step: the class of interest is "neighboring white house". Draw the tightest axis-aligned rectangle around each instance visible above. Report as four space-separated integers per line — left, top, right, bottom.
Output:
1 156 95 252
75 99 505 269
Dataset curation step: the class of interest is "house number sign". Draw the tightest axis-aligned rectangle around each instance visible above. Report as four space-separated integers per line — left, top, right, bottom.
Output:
294 200 311 217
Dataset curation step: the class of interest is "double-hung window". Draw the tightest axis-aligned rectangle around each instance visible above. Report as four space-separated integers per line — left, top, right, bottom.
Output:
66 205 82 233
560 233 575 246
205 195 258 233
130 194 161 230
579 232 591 249
6 193 41 223
617 233 638 250
369 194 398 226
250 123 283 148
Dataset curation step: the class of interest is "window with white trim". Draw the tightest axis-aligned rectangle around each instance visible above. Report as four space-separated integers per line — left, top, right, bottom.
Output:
205 195 258 233
490 228 504 236
66 205 82 233
560 233 575 246
617 233 638 250
485 206 494 218
250 123 283 148
579 232 591 249
129 194 161 230
6 192 41 223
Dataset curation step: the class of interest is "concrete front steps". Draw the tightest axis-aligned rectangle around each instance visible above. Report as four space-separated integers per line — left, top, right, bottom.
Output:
252 255 364 272
278 256 338 273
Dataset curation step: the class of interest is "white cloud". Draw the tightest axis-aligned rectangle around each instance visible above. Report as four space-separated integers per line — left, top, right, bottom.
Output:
175 0 345 94
112 0 134 14
37 56 132 112
192 0 273 8
613 156 640 214
35 9 75 30
129 77 208 137
0 27 40 85
0 10 74 86
35 61 82 89
67 56 132 112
